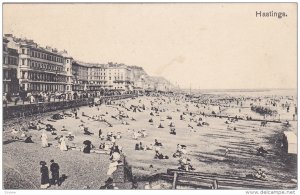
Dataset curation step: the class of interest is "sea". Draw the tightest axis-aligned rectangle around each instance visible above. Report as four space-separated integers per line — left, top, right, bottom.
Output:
187 88 297 98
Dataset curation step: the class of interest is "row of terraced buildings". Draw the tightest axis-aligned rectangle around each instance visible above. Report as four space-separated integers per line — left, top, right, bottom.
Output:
3 34 173 96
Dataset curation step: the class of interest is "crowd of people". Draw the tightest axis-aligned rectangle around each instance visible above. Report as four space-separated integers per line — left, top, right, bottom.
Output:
4 90 297 189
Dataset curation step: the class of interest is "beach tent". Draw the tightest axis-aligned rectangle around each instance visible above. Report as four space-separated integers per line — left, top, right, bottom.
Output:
283 131 297 154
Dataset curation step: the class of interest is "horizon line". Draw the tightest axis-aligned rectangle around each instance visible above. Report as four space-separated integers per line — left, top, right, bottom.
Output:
179 88 297 91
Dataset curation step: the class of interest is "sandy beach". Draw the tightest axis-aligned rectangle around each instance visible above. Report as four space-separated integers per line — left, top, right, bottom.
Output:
3 91 297 189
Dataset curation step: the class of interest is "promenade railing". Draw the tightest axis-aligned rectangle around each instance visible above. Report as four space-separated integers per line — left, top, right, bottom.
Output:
3 94 138 120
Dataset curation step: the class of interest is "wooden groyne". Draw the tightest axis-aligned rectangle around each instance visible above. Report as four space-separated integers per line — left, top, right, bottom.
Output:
156 169 297 189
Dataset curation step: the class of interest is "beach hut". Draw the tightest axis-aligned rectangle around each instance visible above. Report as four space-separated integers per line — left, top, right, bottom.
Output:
283 131 297 154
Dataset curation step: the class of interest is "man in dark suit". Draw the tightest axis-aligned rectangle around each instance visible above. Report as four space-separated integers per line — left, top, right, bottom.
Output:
50 160 60 186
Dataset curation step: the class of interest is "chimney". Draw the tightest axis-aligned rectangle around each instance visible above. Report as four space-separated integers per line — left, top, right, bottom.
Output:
45 46 52 51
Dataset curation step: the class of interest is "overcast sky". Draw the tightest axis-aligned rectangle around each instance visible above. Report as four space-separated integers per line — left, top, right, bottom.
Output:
3 3 297 89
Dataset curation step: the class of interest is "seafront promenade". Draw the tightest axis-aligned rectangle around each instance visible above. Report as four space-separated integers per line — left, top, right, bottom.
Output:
3 94 138 120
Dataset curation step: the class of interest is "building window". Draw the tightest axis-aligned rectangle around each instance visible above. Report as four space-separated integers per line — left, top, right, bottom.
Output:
22 59 25 65
22 49 25 54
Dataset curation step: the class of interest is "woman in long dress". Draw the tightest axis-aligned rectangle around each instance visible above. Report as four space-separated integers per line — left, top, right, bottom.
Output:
40 161 50 189
59 136 68 151
41 131 48 148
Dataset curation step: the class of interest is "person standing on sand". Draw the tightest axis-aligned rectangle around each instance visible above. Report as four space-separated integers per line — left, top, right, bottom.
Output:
50 160 60 186
74 109 78 118
99 129 102 138
59 136 68 151
40 161 50 189
41 131 48 148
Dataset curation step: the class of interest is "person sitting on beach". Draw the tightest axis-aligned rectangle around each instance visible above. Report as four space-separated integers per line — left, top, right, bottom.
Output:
284 120 290 127
178 157 195 171
139 142 144 150
158 123 164 128
45 124 55 132
66 132 75 141
188 124 193 129
173 144 187 158
99 134 106 140
149 118 153 123
135 143 140 150
140 130 147 137
116 132 122 139
28 122 37 130
145 144 154 151
196 122 202 127
83 127 94 135
227 125 233 131
83 141 92 154
107 132 113 141
60 126 67 131
170 128 176 135
99 143 105 150
132 131 139 140
111 135 116 144
38 120 45 125
169 122 175 127
255 169 267 180
104 143 112 151
257 147 268 157
248 168 268 181
122 120 129 125
51 129 57 135
154 139 163 146
24 135 34 143
154 151 169 159
202 122 209 126
180 115 184 120
36 124 43 131
150 112 154 116
11 128 20 140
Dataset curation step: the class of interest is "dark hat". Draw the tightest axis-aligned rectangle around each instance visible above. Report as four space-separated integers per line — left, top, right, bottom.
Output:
40 161 46 165
50 160 54 163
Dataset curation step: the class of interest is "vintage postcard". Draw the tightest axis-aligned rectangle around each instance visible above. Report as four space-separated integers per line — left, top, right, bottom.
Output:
1 2 297 192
